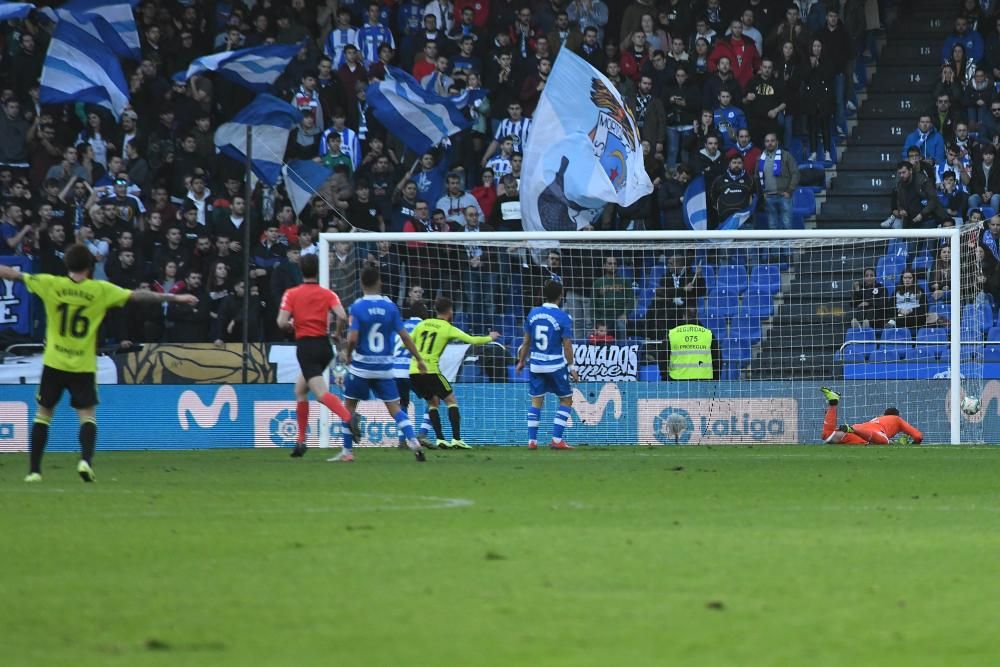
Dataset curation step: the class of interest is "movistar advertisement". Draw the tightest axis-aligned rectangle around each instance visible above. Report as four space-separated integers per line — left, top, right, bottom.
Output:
0 381 993 451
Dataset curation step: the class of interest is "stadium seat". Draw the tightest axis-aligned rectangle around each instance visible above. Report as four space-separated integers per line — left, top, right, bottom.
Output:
963 303 992 334
792 187 816 217
705 288 740 319
722 336 752 365
459 360 485 383
452 311 469 333
911 252 933 274
876 254 905 296
915 327 948 361
700 313 726 338
495 313 519 344
638 364 661 381
879 327 913 360
743 289 775 319
748 264 781 294
988 326 1000 342
986 344 1000 362
930 300 951 321
983 206 997 219
730 316 762 344
886 238 908 262
720 362 742 380
716 265 749 294
839 326 876 362
699 263 716 291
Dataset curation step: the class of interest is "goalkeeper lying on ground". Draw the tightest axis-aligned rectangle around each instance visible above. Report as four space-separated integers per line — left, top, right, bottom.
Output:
820 387 924 445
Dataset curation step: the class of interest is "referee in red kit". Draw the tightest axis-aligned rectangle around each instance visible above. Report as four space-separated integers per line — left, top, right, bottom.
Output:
276 253 360 457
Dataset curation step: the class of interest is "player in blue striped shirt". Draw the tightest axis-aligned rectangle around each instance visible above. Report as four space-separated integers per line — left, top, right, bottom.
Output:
324 8 358 67
481 102 532 165
392 301 435 449
337 266 429 462
515 280 578 449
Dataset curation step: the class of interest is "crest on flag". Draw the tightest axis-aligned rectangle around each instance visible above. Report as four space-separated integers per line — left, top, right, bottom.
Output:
587 79 637 193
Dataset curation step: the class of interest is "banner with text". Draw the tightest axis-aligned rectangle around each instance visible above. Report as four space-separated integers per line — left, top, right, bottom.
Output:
0 257 32 335
573 343 639 381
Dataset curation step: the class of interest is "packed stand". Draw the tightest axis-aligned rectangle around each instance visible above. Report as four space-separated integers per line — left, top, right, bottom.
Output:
0 0 871 357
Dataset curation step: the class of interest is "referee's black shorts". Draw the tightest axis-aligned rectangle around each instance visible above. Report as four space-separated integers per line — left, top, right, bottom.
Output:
296 336 334 381
410 373 453 400
37 365 98 410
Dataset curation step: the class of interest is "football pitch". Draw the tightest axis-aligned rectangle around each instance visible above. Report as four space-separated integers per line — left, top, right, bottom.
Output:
2 445 1000 666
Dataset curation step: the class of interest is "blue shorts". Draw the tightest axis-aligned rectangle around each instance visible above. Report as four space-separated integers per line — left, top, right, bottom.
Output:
529 368 572 398
344 373 400 402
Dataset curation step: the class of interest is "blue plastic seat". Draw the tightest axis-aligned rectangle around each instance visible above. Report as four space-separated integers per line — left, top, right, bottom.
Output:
879 327 913 360
983 206 997 219
743 289 775 319
507 365 529 382
705 288 740 319
886 238 908 262
876 254 905 297
699 263 716 291
722 336 752 365
730 316 762 344
749 264 781 295
911 252 933 274
963 302 992 333
716 264 749 294
638 364 661 381
700 313 726 338
916 327 948 361
988 326 1000 342
792 187 816 217
840 326 876 362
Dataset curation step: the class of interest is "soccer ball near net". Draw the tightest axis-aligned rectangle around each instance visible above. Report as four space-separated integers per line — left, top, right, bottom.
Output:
961 395 982 416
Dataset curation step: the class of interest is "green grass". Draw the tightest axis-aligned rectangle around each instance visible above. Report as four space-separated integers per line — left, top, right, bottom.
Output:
2 446 1000 666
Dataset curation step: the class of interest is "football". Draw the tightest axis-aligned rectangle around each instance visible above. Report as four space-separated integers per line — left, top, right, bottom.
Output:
961 395 982 416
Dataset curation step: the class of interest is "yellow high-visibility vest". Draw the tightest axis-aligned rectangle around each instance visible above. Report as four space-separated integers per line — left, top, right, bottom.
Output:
668 324 713 380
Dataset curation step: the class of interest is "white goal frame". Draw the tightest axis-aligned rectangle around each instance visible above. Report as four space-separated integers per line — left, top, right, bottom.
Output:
320 228 965 445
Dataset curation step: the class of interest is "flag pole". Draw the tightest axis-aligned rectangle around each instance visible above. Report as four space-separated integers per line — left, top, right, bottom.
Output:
242 124 252 384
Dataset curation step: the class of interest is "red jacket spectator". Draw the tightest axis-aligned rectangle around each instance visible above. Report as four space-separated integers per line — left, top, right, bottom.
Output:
708 32 761 90
619 46 650 82
455 0 490 29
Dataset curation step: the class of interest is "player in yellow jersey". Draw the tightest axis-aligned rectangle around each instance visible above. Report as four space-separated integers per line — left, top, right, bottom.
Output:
0 245 198 482
408 296 499 448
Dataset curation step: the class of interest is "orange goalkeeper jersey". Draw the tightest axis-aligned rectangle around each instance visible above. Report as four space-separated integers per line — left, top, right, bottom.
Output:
856 415 923 443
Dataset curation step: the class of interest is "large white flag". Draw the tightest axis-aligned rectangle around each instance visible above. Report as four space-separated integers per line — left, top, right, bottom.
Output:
520 49 653 231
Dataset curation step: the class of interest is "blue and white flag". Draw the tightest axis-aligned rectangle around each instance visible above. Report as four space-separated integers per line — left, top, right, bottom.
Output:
365 67 471 154
40 22 129 118
282 160 331 216
173 42 302 92
40 0 141 61
520 49 653 232
683 176 708 231
718 195 757 231
0 2 35 21
214 94 301 186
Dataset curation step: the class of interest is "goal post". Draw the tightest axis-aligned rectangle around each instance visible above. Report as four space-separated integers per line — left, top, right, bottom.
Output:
317 227 984 446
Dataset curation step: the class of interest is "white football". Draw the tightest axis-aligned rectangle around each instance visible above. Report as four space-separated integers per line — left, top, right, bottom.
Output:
961 395 982 416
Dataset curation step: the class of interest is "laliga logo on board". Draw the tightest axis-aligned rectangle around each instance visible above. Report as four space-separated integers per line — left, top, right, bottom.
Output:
0 401 28 452
177 385 238 430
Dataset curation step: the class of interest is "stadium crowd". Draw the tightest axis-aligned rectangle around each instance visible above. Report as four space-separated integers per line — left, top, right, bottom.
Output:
0 0 884 348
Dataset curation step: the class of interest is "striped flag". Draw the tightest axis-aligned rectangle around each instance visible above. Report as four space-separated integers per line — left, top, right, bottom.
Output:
214 94 301 187
365 67 471 154
683 176 708 231
0 2 35 21
40 0 141 61
173 42 302 92
282 160 332 216
40 21 129 118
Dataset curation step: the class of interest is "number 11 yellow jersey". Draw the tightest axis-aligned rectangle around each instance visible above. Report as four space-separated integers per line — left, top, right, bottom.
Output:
23 273 131 373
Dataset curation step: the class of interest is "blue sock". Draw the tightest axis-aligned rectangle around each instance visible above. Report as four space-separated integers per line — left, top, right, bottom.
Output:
398 409 409 444
527 407 541 442
394 410 416 441
552 406 571 441
419 413 431 436
341 421 353 450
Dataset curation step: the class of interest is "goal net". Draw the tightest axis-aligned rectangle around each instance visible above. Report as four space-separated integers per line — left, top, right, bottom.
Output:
316 227 986 447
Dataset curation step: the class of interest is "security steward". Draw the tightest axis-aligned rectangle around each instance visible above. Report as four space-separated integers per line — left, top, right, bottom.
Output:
667 322 722 380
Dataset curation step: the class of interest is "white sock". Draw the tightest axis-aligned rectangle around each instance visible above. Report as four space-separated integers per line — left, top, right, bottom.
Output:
408 438 420 451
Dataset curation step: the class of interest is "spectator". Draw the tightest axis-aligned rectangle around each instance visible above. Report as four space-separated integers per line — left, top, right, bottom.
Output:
962 67 995 128
902 115 946 165
575 25 607 70
948 42 976 87
330 240 361 306
619 30 651 82
726 129 761 174
702 55 742 112
0 202 30 256
712 90 746 151
437 172 484 228
882 161 949 232
167 269 210 342
691 134 725 185
567 0 609 44
657 164 693 231
471 167 498 220
802 39 835 163
980 215 1000 307
708 19 761 90
817 9 852 136
888 271 927 334
591 255 634 341
625 75 666 157
775 40 804 149
709 154 758 228
942 15 984 64
927 245 953 324
758 132 800 230
460 205 495 331
743 59 787 145
969 144 1000 211
646 253 706 336
491 174 522 231
932 62 964 107
663 66 700 168
588 322 615 345
931 93 963 142
851 267 889 329
938 171 968 223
